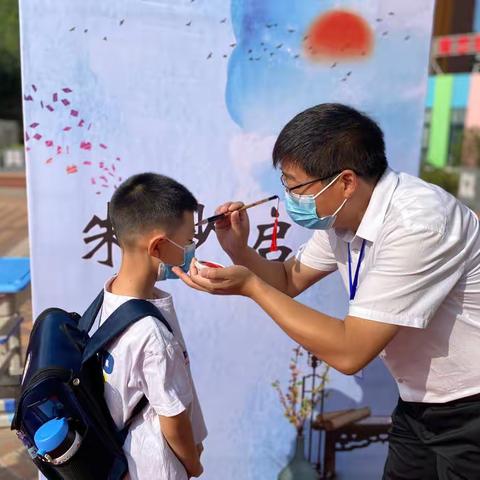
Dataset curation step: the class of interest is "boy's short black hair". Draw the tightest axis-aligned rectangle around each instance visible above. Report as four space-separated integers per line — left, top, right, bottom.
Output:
272 103 388 183
109 173 198 246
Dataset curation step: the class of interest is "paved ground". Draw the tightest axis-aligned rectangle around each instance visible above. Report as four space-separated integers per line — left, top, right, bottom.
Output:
0 185 37 480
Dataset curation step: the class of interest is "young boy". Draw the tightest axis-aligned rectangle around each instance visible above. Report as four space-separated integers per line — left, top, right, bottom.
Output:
88 173 207 479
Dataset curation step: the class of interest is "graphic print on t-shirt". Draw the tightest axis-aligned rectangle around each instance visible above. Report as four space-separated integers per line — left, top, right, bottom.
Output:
102 350 115 382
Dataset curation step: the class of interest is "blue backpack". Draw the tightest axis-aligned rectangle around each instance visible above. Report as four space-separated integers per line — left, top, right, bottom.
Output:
11 290 172 480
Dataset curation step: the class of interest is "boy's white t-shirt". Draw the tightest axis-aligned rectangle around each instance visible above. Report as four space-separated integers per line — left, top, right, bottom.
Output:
88 276 207 480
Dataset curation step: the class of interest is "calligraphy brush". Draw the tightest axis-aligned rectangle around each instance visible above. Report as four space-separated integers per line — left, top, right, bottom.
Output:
195 194 279 227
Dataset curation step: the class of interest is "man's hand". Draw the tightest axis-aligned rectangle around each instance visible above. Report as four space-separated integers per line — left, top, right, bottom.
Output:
173 258 258 297
213 202 250 261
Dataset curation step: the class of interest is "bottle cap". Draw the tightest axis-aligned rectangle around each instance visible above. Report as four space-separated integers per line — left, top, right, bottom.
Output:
34 417 69 456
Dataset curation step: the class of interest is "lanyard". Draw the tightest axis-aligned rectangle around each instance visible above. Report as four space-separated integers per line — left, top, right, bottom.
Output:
348 239 367 301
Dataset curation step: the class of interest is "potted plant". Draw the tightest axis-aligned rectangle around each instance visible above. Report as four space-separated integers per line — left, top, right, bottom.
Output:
273 346 329 480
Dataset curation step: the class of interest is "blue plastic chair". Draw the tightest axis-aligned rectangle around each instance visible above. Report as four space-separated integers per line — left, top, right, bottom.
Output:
0 257 30 402
0 258 30 294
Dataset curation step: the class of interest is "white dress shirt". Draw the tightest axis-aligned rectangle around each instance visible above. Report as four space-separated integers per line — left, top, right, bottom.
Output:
296 168 480 403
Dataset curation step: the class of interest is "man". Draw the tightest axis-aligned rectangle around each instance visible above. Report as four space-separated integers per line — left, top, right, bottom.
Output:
174 104 480 479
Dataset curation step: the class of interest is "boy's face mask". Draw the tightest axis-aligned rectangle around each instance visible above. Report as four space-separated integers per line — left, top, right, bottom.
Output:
284 172 347 230
157 239 196 281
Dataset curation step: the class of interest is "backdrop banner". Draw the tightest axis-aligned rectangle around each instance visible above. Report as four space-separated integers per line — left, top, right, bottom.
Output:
19 0 434 477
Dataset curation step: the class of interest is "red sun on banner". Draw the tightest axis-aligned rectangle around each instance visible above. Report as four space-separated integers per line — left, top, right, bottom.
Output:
304 10 374 61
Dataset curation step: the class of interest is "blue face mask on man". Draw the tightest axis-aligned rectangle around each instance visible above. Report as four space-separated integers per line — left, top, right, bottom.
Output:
284 172 347 230
157 239 196 281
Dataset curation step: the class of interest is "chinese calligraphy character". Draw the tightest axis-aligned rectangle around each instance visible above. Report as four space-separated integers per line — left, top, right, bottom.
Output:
82 203 119 267
253 207 292 262
194 203 216 248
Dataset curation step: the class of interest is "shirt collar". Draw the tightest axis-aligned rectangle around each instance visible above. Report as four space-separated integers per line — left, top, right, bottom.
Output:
335 167 398 244
104 275 172 304
355 167 398 243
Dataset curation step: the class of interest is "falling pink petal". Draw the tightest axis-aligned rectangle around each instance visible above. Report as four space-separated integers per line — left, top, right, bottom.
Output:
91 177 96 184
61 98 70 106
53 93 58 102
118 177 122 182
66 146 70 154
32 84 37 92
83 161 92 166
80 141 92 150
26 147 31 152
87 123 92 130
63 126 72 131
78 119 85 127
100 175 108 183
29 122 39 128
96 192 101 195
70 109 79 117
23 95 33 101
112 164 116 172
33 133 42 140
45 140 54 147
62 87 72 93
102 184 108 188
25 132 30 142
66 165 78 174
99 162 105 168
108 172 115 177
46 105 54 112
57 146 63 155
115 157 121 162
99 143 108 149
45 158 53 164
40 101 44 109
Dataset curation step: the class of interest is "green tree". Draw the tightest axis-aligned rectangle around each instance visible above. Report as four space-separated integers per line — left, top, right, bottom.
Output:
0 0 22 128
420 165 460 196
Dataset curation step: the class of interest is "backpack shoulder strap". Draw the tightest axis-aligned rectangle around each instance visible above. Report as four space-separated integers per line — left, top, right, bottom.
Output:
78 290 104 333
82 299 173 365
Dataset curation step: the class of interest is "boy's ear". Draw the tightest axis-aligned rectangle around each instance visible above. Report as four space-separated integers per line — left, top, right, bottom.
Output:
148 235 167 259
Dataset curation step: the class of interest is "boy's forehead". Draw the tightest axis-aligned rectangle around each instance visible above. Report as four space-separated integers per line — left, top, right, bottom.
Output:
150 211 195 237
181 210 195 232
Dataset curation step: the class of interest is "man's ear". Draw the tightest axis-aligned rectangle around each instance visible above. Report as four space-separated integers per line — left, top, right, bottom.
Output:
342 170 358 198
148 235 166 259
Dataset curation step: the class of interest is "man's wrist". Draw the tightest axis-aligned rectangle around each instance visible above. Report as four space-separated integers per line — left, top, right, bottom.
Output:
229 246 252 266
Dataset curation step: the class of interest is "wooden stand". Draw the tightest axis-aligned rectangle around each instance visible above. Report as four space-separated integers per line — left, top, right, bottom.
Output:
311 408 391 478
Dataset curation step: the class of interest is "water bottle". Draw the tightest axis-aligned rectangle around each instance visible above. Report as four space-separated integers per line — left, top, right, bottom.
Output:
34 417 91 479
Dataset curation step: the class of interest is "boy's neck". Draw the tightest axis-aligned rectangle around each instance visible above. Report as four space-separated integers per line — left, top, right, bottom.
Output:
110 254 157 300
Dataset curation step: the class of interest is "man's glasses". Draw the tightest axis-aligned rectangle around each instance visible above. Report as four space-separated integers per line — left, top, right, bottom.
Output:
280 171 343 193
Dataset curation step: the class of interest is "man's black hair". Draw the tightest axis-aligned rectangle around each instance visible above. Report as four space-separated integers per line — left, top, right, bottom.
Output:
272 103 388 182
109 172 198 245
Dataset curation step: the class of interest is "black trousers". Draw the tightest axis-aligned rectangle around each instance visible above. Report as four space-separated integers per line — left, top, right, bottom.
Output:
383 394 480 480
